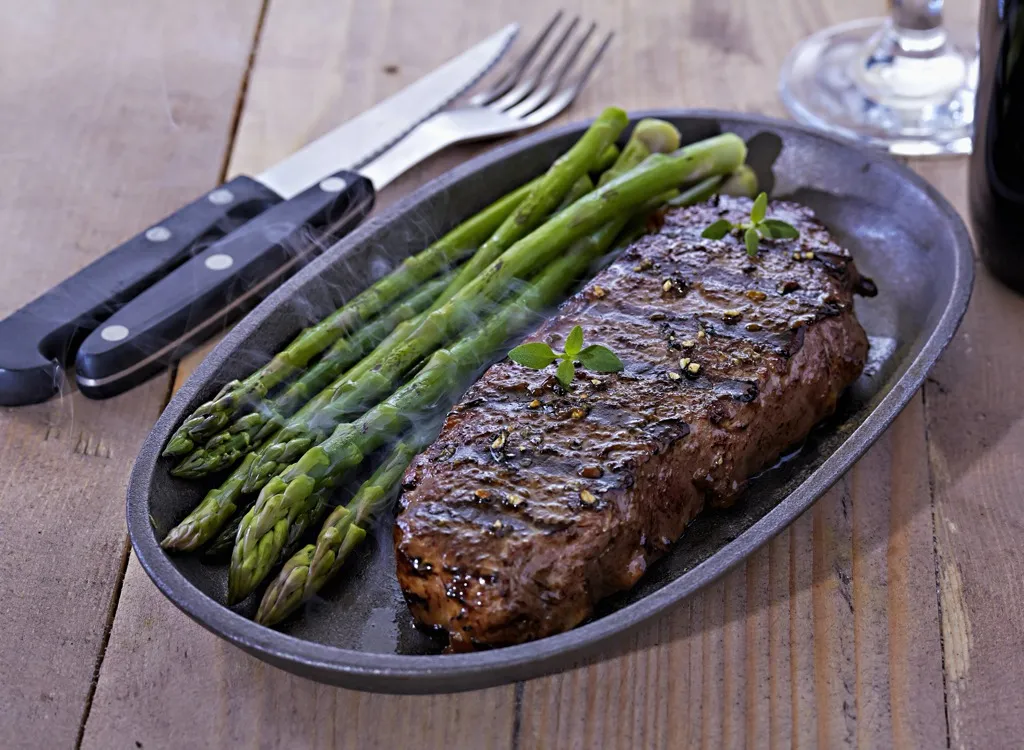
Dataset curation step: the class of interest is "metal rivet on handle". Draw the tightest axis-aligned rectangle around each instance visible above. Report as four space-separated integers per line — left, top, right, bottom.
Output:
319 176 347 193
208 188 234 205
204 253 234 271
145 226 171 242
100 325 130 342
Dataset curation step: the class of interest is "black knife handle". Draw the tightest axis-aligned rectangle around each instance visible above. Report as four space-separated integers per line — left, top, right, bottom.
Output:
0 176 282 406
74 170 376 399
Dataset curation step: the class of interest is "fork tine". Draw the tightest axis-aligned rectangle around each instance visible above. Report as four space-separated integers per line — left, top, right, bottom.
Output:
489 16 579 112
469 11 564 107
505 22 596 120
523 30 613 126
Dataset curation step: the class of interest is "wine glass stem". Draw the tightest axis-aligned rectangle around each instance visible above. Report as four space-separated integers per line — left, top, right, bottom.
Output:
890 0 944 33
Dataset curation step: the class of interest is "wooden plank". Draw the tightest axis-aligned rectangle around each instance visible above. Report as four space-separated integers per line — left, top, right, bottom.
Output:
789 509 819 749
913 157 1024 750
0 2 263 747
811 479 857 748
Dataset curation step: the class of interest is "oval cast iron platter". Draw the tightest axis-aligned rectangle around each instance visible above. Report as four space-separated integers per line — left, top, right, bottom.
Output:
128 111 974 694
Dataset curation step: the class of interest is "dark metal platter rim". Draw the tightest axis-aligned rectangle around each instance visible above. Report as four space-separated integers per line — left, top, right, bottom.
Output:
128 109 974 693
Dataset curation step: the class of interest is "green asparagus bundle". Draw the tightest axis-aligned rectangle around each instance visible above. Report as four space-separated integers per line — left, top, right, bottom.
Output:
167 116 627 460
227 130 748 602
256 439 422 625
240 108 631 493
162 177 544 457
170 273 451 478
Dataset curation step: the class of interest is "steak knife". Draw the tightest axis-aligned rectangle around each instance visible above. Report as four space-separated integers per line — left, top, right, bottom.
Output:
0 25 517 406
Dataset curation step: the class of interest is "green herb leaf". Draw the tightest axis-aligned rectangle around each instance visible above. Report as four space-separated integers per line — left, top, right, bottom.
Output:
564 325 584 357
701 218 733 240
508 342 556 370
556 358 575 387
744 227 760 256
759 218 800 239
751 192 768 224
578 344 624 372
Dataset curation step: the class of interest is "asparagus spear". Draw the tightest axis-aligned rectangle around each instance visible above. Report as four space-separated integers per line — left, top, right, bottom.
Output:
162 177 542 457
201 511 245 560
241 108 631 492
161 454 257 551
604 120 681 184
170 274 451 478
591 143 620 174
424 107 628 311
557 175 595 211
256 440 422 625
666 164 759 208
719 164 759 197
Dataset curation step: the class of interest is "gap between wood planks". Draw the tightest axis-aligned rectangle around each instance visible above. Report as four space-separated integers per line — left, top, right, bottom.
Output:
71 2 273 747
902 155 955 750
921 381 955 749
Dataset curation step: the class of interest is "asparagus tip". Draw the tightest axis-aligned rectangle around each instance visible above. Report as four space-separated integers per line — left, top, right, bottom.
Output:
160 524 198 552
162 435 194 458
170 453 208 478
633 118 682 155
719 164 759 198
255 548 315 626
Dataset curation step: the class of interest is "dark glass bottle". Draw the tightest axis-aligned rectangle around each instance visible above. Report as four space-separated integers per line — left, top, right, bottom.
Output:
970 0 1024 292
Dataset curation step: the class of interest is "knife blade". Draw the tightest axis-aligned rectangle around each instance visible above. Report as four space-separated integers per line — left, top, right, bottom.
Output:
0 24 517 406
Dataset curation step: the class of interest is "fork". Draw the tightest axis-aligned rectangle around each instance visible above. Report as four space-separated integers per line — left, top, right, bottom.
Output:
360 12 612 188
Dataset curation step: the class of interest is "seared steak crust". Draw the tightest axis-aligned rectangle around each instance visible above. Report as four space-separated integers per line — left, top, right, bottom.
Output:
394 197 870 650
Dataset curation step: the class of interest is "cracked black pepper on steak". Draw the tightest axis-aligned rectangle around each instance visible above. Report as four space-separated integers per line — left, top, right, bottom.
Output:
394 195 874 651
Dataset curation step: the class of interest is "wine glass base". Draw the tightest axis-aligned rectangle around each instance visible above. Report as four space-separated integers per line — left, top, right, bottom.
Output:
779 17 976 157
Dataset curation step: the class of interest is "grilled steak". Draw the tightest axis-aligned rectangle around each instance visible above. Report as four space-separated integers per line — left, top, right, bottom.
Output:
394 196 872 650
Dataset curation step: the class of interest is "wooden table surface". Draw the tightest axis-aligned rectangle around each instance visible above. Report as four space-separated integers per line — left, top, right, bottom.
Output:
1 1 1018 748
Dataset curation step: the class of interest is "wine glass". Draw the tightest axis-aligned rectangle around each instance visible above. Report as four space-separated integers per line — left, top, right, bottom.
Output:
778 1 977 156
